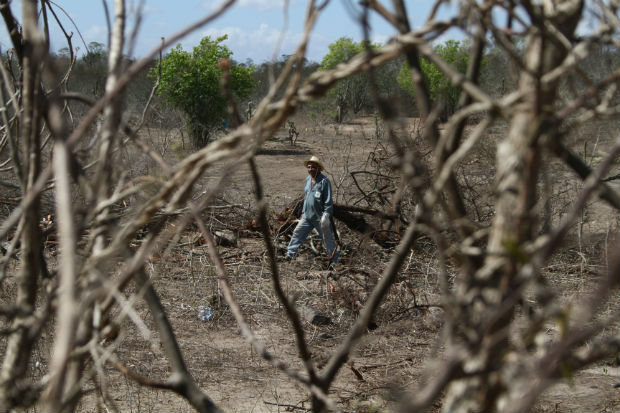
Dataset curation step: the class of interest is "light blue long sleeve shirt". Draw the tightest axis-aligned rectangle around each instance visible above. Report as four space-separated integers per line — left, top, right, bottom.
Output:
302 173 333 220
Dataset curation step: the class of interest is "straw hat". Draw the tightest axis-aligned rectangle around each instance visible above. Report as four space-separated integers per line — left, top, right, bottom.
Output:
304 155 325 171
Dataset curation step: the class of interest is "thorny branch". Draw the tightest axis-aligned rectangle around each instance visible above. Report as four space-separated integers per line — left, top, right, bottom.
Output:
0 0 619 412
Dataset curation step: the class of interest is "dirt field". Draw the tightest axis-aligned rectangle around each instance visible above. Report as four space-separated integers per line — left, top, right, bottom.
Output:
72 117 619 412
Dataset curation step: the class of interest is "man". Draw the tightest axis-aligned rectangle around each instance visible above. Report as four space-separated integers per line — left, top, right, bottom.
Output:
286 156 339 265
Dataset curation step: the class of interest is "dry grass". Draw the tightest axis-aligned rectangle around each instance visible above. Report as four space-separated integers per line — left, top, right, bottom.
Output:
42 117 616 412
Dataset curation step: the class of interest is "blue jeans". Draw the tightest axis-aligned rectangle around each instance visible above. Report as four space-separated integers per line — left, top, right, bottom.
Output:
287 215 338 262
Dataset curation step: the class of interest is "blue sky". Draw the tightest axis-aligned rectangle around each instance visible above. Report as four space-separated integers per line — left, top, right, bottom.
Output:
1 0 449 64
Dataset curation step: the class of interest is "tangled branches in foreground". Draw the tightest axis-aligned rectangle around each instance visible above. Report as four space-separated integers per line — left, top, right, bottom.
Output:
0 0 619 412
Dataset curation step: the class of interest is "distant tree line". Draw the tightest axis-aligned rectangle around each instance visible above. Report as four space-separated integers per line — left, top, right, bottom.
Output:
51 41 156 119
37 36 620 148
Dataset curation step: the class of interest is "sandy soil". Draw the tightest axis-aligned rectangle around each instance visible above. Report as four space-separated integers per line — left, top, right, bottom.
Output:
77 117 619 412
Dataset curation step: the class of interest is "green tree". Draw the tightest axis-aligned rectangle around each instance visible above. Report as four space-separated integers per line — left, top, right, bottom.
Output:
397 40 480 120
320 37 380 122
155 35 255 147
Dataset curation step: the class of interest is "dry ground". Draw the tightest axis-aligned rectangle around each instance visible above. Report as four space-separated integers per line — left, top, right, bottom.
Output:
56 117 620 412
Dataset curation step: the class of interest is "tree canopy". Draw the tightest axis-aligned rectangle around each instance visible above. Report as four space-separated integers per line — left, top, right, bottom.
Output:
320 37 381 122
397 40 482 119
155 35 255 147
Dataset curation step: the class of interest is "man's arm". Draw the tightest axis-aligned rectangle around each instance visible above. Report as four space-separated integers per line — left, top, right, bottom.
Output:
322 178 334 216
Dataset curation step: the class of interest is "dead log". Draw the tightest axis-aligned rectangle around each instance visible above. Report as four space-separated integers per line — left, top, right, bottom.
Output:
274 196 400 248
301 306 331 326
332 205 400 249
275 196 303 236
334 203 398 221
214 230 237 247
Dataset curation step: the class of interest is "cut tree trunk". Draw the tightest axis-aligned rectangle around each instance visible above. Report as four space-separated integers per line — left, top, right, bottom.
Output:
276 196 400 249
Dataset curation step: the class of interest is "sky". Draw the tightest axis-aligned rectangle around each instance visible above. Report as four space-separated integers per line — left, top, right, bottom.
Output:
0 0 451 64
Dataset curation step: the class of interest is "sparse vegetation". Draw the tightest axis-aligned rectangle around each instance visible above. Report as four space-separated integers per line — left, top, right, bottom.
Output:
320 37 382 122
154 35 255 147
0 1 619 413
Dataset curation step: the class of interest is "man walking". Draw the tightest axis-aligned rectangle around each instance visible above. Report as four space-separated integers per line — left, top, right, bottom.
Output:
286 156 339 265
